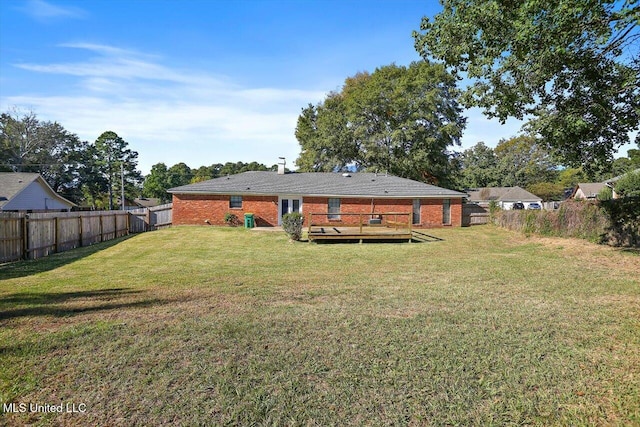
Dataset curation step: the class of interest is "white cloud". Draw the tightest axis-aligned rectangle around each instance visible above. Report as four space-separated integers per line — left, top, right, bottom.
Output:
20 0 86 22
3 43 326 173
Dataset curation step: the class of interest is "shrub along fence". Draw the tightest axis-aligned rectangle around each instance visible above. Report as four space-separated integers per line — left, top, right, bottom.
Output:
495 199 640 247
0 204 172 263
599 197 640 247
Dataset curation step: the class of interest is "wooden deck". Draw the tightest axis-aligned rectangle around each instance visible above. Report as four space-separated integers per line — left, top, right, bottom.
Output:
307 225 413 242
306 212 414 243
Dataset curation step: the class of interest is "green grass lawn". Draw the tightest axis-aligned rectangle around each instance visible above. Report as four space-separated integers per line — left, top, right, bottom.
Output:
1 226 639 426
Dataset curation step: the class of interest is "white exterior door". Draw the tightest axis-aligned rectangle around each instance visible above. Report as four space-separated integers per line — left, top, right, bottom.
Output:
278 196 302 225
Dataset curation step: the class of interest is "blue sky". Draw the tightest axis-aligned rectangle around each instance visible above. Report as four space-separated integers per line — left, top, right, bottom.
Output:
2 0 530 174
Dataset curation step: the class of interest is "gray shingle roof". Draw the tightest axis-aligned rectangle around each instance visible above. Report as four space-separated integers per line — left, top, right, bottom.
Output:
168 171 465 198
0 173 40 208
573 183 606 198
467 186 542 202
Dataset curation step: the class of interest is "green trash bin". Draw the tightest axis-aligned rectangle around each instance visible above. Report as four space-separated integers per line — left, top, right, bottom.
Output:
244 213 255 228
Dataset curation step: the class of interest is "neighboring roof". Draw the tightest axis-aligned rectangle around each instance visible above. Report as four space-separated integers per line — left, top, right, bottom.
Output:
133 197 162 208
604 168 640 184
467 186 542 202
572 183 606 198
0 172 36 208
0 172 75 209
168 171 466 198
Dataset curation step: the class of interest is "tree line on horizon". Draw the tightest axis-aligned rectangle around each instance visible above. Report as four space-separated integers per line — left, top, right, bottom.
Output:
2 108 638 209
141 161 281 203
0 110 279 208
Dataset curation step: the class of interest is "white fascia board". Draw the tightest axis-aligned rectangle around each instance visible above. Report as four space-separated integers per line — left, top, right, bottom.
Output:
171 191 464 199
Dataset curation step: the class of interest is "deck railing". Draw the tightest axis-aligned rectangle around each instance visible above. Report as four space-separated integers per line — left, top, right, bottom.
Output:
307 212 412 236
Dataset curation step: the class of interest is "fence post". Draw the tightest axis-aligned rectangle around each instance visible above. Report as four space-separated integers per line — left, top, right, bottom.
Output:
21 215 28 260
54 216 59 253
78 215 83 247
99 214 104 242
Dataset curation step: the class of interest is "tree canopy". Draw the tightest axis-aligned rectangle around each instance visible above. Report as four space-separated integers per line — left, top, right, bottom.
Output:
295 61 466 185
414 0 640 173
91 131 142 210
141 161 275 201
493 135 559 188
456 141 500 188
0 110 87 201
615 169 640 197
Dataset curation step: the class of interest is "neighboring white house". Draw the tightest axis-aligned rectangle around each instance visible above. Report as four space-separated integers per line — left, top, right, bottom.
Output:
466 186 543 210
571 169 640 200
0 172 75 212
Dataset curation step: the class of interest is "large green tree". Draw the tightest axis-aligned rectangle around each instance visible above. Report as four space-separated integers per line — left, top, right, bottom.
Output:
92 131 142 210
414 0 640 173
0 110 88 203
295 95 357 173
295 61 466 185
494 135 559 187
557 167 588 188
615 169 640 197
458 141 500 188
167 162 192 189
142 163 170 202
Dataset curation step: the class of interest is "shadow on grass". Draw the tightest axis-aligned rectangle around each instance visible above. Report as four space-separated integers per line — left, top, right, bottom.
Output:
0 235 134 280
311 239 416 244
0 288 171 321
308 232 445 244
615 247 640 255
411 231 445 243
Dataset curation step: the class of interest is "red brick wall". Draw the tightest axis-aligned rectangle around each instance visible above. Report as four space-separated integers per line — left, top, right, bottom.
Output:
303 197 462 227
450 198 462 227
172 194 278 226
173 194 463 227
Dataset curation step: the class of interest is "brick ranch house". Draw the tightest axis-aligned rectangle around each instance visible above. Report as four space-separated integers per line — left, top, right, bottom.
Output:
169 170 466 228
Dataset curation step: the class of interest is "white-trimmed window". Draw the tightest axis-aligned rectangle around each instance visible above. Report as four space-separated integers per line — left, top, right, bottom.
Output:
443 199 451 225
230 195 243 209
413 199 421 224
328 198 341 220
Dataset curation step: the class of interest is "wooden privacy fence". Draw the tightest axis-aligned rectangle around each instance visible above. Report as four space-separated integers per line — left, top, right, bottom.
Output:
462 203 490 226
0 204 172 263
128 203 173 233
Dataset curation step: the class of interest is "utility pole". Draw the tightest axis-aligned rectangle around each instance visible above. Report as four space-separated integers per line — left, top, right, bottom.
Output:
121 163 125 211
